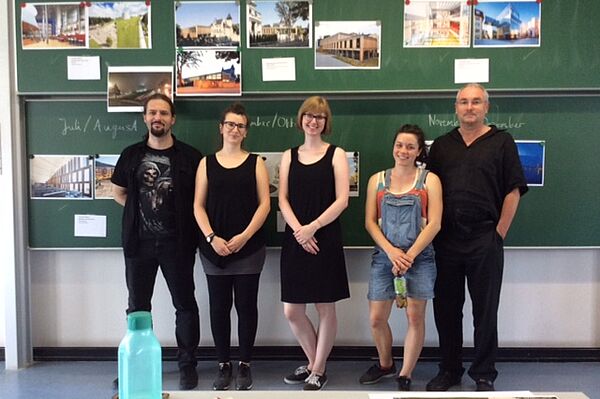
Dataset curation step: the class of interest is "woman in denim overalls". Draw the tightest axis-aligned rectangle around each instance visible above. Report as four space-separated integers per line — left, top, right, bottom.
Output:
360 124 443 391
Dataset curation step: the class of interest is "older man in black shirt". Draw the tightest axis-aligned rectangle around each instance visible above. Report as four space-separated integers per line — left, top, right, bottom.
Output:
426 84 528 392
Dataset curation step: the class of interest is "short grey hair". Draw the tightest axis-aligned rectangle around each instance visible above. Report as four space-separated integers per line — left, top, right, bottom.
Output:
456 83 489 103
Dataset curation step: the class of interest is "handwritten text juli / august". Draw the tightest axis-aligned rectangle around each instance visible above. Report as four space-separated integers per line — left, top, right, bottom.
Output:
428 114 526 129
58 116 139 139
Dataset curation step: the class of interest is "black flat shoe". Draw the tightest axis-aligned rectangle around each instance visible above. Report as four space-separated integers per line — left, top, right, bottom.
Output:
426 371 461 391
476 378 495 391
396 376 411 391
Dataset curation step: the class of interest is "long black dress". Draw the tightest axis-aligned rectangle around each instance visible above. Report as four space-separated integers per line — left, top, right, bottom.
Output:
280 144 350 303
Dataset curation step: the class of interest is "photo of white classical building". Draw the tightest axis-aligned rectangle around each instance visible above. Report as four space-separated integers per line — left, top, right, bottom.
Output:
176 1 240 47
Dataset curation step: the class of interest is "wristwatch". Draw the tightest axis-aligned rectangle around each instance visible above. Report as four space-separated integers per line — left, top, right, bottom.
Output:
206 232 215 243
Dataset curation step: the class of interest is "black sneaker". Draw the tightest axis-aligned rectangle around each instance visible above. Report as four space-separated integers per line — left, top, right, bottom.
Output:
236 362 253 390
396 376 411 391
476 378 495 391
426 371 461 391
179 365 198 390
213 362 232 390
303 373 328 391
283 365 311 384
359 363 397 384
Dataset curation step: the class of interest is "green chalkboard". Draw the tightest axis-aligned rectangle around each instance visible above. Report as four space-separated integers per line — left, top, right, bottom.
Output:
16 0 600 94
25 95 600 248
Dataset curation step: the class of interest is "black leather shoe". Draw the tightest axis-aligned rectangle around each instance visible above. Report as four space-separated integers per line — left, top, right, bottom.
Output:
426 371 461 391
179 365 199 390
396 376 411 391
476 378 495 391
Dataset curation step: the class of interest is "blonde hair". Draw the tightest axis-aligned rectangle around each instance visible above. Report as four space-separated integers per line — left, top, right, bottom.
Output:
296 96 332 135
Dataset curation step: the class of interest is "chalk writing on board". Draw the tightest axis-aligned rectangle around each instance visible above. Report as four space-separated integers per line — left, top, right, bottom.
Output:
250 113 295 129
58 116 139 139
428 114 526 129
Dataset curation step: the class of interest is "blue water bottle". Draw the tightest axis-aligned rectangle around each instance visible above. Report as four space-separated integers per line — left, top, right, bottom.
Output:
118 311 162 399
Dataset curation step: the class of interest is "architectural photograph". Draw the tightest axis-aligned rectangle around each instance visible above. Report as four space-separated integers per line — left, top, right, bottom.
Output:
474 0 541 47
247 0 311 48
257 151 360 197
256 152 283 196
107 66 173 112
88 2 150 49
176 49 241 96
175 1 240 47
403 0 471 47
29 155 93 199
348 151 359 197
516 140 545 186
94 154 119 199
21 3 87 49
315 21 380 69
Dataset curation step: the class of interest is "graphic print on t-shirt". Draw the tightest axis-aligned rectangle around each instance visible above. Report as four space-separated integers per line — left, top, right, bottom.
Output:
136 151 176 238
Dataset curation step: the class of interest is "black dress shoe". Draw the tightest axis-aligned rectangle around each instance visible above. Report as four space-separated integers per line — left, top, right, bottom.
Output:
396 376 411 391
476 378 495 391
179 365 199 390
426 371 461 391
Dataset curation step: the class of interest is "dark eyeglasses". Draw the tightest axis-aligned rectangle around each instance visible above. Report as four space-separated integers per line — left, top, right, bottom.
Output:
223 121 248 131
303 113 327 122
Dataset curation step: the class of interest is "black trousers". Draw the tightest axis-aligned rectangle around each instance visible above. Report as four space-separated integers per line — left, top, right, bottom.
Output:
205 273 261 363
125 239 199 369
432 230 504 382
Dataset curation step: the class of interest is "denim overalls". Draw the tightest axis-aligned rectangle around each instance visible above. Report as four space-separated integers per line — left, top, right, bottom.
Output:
368 167 436 301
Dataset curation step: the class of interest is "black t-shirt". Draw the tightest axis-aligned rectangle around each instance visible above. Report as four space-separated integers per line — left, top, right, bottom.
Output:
135 147 176 239
427 125 528 235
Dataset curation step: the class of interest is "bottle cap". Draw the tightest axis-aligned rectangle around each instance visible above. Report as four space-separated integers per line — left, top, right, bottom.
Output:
127 311 153 331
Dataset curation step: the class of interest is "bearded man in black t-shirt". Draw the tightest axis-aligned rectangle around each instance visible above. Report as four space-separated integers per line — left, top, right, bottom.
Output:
112 93 202 390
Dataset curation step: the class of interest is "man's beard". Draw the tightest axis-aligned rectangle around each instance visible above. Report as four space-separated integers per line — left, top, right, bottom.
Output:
149 124 168 137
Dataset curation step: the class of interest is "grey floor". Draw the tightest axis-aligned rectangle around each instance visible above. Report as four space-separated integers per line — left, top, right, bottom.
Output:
1 360 599 399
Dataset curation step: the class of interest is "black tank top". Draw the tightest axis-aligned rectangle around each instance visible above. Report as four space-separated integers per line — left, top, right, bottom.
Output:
198 153 265 267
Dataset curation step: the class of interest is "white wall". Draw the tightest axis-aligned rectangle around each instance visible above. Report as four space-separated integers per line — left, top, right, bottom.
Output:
0 0 14 349
27 248 600 348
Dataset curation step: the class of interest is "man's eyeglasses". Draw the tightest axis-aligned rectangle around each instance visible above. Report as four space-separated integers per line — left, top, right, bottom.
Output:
303 113 327 122
223 121 248 131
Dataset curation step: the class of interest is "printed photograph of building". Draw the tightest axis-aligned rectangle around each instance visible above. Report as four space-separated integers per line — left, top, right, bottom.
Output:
404 1 471 47
107 66 173 112
256 152 283 197
176 1 240 47
30 155 93 199
257 151 360 197
247 0 311 48
474 1 541 47
315 21 380 69
88 2 150 49
176 49 241 96
21 3 87 49
516 140 545 186
95 155 119 199
347 151 359 197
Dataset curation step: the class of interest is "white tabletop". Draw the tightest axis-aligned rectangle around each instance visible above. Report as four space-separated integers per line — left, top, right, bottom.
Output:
164 391 589 399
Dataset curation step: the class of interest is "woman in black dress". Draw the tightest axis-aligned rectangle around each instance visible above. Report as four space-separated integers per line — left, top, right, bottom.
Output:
194 103 270 391
279 96 350 391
